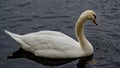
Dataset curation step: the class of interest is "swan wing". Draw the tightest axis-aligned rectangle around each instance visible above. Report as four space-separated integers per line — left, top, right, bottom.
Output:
22 34 78 51
21 31 80 58
5 30 81 58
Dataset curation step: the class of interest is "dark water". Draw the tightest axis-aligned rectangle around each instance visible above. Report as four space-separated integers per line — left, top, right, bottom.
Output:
0 0 120 68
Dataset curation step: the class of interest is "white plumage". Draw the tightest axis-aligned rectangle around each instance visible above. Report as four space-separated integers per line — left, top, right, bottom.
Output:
4 10 97 58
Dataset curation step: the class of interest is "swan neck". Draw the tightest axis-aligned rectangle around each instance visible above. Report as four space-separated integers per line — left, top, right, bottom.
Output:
75 16 87 44
74 12 94 56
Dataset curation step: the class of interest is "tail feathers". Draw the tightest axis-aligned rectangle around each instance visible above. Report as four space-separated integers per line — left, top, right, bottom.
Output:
4 30 22 42
4 30 34 52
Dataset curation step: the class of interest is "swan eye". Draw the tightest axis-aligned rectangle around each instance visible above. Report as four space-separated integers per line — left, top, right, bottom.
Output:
93 14 96 19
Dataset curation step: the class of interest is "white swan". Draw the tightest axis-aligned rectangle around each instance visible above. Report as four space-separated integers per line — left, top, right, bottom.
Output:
4 10 97 58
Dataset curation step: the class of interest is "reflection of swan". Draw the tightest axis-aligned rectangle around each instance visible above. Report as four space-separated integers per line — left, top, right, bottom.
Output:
8 48 77 66
5 10 97 58
8 48 93 67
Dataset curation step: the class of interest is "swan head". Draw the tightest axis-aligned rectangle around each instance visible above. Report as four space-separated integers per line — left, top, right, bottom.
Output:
81 10 97 25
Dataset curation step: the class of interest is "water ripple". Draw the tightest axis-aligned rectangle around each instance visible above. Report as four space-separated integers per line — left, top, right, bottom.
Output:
40 16 70 19
107 34 120 39
17 2 32 7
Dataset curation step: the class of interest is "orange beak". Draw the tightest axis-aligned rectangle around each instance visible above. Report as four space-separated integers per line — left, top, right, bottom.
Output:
92 19 98 26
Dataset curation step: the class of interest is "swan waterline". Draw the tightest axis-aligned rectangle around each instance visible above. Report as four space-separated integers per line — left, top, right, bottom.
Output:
4 10 97 58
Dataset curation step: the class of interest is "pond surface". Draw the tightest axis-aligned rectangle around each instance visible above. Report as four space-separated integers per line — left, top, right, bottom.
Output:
0 0 120 68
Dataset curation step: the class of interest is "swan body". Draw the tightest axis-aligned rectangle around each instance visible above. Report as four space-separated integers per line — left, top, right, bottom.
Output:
4 10 97 58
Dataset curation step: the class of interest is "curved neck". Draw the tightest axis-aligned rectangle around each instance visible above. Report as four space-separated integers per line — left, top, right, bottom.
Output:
75 16 88 46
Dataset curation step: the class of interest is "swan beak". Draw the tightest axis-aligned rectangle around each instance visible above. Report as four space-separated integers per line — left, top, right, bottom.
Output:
92 19 98 26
